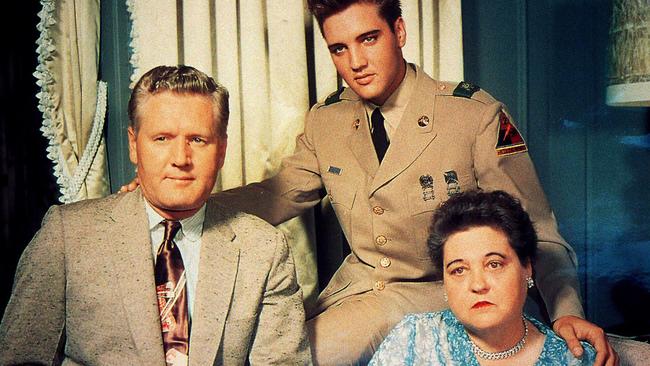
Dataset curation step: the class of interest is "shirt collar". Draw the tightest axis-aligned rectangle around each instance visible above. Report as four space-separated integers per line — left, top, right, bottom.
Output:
364 61 416 130
144 200 206 242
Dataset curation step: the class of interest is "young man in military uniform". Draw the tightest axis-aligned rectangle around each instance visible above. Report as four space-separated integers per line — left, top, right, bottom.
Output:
123 1 616 365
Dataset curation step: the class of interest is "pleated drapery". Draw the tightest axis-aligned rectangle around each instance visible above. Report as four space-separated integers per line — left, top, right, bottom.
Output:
35 0 110 203
127 0 464 302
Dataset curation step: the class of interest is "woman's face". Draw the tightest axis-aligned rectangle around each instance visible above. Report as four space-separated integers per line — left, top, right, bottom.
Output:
442 226 532 335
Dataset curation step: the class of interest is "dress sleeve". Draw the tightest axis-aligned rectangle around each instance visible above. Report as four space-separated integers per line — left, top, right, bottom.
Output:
368 315 420 366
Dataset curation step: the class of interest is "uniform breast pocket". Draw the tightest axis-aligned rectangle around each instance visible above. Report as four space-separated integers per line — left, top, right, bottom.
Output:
407 187 440 216
326 184 356 231
406 172 473 258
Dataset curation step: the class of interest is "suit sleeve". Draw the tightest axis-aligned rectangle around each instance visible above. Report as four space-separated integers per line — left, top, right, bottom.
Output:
248 230 312 365
217 106 324 225
0 206 66 364
473 102 584 321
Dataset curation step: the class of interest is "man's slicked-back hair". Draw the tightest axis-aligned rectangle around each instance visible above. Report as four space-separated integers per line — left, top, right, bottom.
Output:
427 190 538 271
308 0 402 34
128 65 229 139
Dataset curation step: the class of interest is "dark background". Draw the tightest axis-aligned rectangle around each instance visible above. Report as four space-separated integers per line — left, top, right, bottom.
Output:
0 2 59 313
2 0 649 337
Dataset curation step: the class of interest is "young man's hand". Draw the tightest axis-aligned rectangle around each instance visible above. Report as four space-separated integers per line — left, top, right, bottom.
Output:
119 177 140 193
553 315 618 366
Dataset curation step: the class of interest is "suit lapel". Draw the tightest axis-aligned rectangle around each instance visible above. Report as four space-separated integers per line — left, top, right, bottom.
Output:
108 190 166 364
370 67 438 195
347 99 380 177
188 202 239 366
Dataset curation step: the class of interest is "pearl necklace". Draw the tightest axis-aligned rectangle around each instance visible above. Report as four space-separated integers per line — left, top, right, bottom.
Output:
468 317 528 360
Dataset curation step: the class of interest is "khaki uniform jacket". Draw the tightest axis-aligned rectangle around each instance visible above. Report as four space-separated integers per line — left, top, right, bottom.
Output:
0 189 311 365
220 64 583 322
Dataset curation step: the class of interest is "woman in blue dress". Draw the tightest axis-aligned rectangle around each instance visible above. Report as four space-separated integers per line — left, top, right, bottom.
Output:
369 190 596 365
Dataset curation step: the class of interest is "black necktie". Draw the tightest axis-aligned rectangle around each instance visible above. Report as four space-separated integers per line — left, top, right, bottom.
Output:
155 220 189 364
371 108 389 162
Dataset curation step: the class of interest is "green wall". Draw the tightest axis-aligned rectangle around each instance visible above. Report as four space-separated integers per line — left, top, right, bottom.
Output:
100 0 134 192
463 0 650 334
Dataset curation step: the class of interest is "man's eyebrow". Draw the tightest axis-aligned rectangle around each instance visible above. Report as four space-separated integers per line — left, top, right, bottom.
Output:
327 42 345 52
327 30 381 51
356 29 380 41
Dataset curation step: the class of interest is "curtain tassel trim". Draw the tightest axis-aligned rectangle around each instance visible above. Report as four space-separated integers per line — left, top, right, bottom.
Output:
35 0 108 203
125 0 141 85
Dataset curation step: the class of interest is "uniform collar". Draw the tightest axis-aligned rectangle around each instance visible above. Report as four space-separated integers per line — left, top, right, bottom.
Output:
364 61 416 134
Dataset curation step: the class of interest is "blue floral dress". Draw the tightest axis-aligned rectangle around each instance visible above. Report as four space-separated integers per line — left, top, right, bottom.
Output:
368 309 596 365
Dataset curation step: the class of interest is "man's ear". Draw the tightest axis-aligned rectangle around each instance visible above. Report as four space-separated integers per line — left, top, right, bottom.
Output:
128 126 138 165
394 17 407 48
216 138 228 172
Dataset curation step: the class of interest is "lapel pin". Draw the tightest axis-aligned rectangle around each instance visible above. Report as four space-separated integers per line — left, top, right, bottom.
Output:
417 116 430 128
353 119 360 129
419 174 435 201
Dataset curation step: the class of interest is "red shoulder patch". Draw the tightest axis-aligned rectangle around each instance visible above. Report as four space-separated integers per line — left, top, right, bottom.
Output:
495 110 527 156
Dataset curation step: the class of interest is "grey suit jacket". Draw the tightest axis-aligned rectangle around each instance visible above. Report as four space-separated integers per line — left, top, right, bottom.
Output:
219 64 583 323
0 190 311 365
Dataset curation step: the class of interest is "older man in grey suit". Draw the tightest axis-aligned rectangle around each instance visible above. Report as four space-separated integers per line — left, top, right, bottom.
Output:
0 65 311 365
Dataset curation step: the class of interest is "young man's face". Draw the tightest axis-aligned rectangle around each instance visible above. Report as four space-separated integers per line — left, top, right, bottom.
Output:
128 91 227 220
322 2 406 105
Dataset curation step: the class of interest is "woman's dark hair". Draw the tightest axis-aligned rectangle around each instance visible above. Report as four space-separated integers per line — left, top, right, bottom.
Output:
428 190 538 269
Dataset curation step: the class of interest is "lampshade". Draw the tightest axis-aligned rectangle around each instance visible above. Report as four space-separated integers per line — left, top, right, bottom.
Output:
606 0 650 107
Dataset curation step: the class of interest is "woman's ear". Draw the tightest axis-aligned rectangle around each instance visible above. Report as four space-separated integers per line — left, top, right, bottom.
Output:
524 259 533 278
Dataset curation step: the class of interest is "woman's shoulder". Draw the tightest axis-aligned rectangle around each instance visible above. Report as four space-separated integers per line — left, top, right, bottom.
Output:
398 309 459 329
528 315 597 365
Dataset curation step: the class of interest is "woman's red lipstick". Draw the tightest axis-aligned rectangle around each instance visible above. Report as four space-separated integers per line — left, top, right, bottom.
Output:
472 301 493 309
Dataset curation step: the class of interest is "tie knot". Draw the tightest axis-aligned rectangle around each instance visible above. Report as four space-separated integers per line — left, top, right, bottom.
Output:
162 220 181 243
371 107 384 127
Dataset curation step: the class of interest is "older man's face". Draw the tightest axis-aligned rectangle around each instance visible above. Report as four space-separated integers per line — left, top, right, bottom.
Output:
128 91 226 220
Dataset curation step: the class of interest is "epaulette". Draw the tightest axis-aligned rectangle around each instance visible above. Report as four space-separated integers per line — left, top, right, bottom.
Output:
452 81 481 99
324 87 345 106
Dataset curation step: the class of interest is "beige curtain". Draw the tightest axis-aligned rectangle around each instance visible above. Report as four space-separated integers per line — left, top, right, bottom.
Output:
127 0 464 303
36 0 110 203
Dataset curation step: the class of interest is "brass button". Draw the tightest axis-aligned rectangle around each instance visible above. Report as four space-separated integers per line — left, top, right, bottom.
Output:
380 257 391 268
374 280 386 291
373 206 384 215
375 235 387 246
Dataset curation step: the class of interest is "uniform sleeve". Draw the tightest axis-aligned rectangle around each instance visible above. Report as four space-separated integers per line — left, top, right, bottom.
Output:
0 206 66 364
217 105 324 225
473 102 584 321
248 230 312 365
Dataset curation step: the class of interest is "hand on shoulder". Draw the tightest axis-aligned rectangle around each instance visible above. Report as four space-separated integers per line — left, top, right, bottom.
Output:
553 315 618 366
